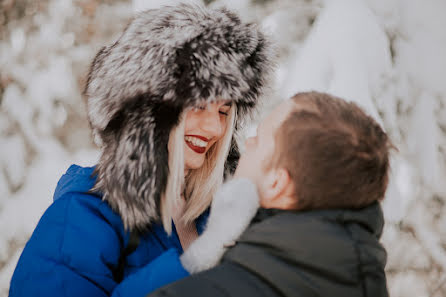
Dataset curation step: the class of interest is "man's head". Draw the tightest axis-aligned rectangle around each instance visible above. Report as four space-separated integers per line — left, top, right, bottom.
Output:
235 91 393 211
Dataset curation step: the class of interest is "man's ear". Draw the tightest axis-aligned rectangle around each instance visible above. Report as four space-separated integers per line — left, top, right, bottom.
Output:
261 168 297 209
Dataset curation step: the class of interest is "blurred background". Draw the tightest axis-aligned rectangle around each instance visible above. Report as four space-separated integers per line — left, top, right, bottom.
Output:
1 0 445 296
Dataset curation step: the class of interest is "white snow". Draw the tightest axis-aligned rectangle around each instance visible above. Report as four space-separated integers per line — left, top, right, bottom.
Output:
133 0 204 12
280 0 390 123
0 135 26 191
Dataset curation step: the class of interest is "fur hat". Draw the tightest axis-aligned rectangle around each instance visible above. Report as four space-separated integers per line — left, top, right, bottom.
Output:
84 3 275 232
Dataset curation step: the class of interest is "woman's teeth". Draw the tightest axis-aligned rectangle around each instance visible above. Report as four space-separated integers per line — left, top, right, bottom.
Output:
185 136 208 148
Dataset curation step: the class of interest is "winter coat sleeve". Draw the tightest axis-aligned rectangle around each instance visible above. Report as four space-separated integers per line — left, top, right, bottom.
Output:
9 192 191 297
111 249 189 297
9 193 122 297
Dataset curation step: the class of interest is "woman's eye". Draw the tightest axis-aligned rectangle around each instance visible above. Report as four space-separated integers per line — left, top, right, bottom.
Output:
194 106 206 112
219 111 229 116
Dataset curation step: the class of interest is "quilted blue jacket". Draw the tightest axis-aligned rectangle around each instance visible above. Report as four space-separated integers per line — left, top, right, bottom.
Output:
9 165 209 297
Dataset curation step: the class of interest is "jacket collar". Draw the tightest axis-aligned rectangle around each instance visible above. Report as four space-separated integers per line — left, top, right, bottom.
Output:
250 202 384 239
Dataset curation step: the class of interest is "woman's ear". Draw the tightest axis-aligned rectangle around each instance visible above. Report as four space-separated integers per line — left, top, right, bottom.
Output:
260 168 297 210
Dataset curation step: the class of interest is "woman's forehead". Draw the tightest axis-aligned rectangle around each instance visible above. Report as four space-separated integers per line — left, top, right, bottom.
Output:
213 99 232 106
195 100 232 108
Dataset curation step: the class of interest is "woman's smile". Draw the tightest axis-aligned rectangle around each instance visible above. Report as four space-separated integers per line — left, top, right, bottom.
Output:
185 135 210 154
183 101 231 169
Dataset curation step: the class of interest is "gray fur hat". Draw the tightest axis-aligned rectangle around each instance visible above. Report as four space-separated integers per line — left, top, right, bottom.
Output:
84 3 274 232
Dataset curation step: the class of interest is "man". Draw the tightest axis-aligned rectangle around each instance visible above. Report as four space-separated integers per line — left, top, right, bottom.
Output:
149 91 391 297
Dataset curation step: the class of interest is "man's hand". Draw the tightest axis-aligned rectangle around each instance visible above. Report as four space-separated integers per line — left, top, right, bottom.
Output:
180 178 259 273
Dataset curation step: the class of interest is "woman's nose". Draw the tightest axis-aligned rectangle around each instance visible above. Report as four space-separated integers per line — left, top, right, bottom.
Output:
201 110 224 138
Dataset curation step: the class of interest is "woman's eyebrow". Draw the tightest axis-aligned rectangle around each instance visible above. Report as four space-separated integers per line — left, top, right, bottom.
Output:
223 102 232 107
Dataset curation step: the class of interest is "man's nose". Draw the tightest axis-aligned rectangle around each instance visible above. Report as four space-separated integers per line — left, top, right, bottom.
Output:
245 137 255 147
201 110 224 138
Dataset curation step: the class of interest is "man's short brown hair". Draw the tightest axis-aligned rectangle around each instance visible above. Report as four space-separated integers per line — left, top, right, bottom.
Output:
272 91 394 210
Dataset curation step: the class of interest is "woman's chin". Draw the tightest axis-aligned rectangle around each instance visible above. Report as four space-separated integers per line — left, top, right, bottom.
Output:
184 148 206 170
185 160 205 170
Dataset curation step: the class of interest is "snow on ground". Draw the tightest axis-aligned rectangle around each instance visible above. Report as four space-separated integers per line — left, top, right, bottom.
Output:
1 0 445 296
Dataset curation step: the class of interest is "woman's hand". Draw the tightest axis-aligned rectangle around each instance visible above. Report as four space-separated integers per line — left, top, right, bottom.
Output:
180 178 259 273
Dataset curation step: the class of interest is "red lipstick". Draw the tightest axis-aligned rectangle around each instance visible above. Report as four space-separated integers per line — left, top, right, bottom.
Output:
186 142 206 154
185 135 209 154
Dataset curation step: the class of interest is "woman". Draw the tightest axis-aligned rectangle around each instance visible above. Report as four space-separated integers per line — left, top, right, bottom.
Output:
9 4 273 297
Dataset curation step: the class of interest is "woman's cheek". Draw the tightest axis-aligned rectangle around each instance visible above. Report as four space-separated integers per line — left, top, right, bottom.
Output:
220 115 228 136
207 140 216 151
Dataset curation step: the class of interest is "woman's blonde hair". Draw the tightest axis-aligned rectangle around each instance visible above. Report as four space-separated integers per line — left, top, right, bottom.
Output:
161 104 236 234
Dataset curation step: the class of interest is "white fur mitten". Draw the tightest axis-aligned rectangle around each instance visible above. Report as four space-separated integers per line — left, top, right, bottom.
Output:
180 178 259 273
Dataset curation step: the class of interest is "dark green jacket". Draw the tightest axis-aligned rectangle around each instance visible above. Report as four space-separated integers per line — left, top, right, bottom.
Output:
148 203 388 297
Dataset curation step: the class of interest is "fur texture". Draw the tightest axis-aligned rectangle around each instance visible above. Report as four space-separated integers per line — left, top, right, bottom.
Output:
84 3 275 232
180 178 260 273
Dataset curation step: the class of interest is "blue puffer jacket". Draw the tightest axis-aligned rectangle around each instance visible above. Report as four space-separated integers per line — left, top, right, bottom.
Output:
9 165 209 297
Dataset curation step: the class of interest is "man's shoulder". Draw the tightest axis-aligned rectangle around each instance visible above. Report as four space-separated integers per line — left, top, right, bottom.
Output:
250 204 384 237
148 262 277 297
